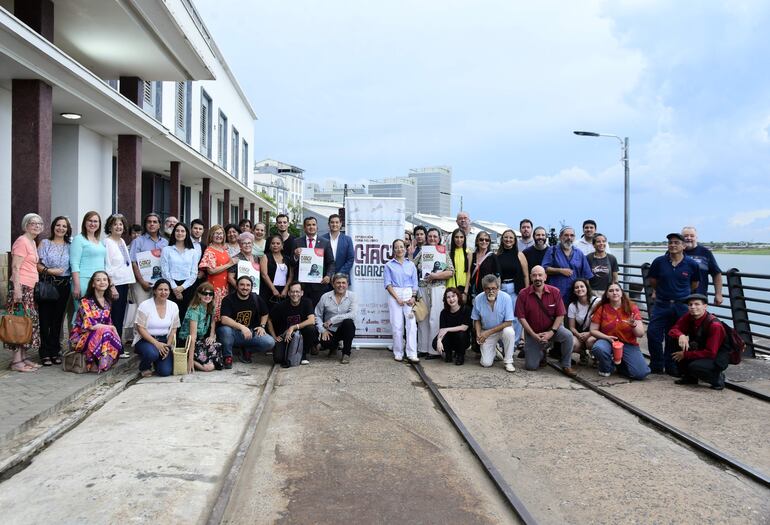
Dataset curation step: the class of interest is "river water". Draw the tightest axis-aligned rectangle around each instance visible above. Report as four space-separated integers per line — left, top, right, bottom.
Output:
627 249 770 275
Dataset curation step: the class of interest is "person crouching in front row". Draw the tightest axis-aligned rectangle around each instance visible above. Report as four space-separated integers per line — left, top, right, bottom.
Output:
216 276 275 369
471 274 516 372
315 273 357 364
669 293 728 390
267 282 318 367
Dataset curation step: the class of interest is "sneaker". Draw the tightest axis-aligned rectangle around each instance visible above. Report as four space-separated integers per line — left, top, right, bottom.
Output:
119 352 131 359
505 363 515 373
341 354 350 364
239 351 252 364
407 356 420 364
494 349 503 361
300 359 310 365
598 371 611 377
394 356 404 362
224 356 233 369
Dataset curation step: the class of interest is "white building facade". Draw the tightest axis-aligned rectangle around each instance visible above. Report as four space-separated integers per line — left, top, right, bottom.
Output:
0 0 274 251
254 159 304 220
409 166 452 217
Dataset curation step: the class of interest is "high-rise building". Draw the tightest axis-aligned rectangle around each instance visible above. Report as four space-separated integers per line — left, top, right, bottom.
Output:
368 177 417 216
306 180 367 204
408 166 452 216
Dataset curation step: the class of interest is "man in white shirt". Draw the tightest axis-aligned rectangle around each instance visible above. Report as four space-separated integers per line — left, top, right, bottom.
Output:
456 211 476 248
321 214 355 279
575 219 612 256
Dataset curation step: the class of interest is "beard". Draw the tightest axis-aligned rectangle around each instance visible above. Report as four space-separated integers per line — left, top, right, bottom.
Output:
561 240 573 250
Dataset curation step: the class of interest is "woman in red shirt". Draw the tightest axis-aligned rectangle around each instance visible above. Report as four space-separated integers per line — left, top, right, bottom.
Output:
589 283 650 380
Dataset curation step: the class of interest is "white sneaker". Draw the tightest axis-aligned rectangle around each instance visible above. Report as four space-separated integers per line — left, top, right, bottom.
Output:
505 363 515 373
407 356 420 363
598 371 611 377
394 355 403 362
495 349 504 361
300 359 310 365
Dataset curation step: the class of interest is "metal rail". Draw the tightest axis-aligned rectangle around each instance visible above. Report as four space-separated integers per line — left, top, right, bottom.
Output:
412 363 538 525
546 361 770 489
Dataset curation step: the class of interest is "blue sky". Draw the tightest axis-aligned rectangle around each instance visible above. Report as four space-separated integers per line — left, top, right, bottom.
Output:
195 0 770 242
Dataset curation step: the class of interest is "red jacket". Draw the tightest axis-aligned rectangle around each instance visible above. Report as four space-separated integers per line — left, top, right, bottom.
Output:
669 313 726 360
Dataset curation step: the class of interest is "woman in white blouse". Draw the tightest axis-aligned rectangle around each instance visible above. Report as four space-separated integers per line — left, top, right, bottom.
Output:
133 279 180 377
103 214 136 355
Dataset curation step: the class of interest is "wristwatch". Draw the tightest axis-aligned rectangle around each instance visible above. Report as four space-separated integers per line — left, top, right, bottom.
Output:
550 328 558 333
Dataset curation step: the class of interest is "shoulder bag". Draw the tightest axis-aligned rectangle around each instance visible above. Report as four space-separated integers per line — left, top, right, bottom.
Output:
34 273 60 303
62 350 88 373
0 302 33 345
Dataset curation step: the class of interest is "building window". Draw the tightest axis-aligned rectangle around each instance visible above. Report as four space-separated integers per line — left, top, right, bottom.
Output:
200 90 212 159
217 111 228 169
217 199 224 225
231 205 239 222
174 81 191 143
242 141 249 184
140 81 162 121
231 128 240 179
180 185 192 224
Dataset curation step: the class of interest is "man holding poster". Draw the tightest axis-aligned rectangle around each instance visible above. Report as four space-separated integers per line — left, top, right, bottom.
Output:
293 217 335 307
415 228 455 359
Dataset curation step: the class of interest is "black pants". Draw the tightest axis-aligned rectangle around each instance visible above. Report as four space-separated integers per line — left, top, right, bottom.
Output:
432 331 470 362
273 325 319 363
678 355 728 387
37 278 71 359
111 284 129 342
319 318 356 355
171 280 196 324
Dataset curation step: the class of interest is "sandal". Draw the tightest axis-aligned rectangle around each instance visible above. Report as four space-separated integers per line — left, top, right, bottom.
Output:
10 361 36 372
41 357 53 367
23 359 42 369
53 356 62 365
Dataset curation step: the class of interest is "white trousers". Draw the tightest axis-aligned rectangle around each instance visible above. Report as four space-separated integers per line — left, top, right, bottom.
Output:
418 285 445 355
388 288 418 359
479 326 516 367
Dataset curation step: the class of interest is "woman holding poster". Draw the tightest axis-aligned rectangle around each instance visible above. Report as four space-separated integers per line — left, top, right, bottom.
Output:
228 232 261 292
384 239 419 363
415 228 454 359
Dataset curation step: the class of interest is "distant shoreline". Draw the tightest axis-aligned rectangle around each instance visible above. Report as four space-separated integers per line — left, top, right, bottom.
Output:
610 244 770 255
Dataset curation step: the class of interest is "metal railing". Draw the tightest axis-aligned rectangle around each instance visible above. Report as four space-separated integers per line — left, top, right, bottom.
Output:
617 263 769 358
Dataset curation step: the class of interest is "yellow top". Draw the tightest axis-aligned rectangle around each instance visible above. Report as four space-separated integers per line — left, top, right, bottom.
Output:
446 247 469 289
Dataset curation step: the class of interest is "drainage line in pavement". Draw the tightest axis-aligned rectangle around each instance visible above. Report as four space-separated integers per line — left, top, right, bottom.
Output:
413 363 538 525
207 365 279 525
546 361 770 489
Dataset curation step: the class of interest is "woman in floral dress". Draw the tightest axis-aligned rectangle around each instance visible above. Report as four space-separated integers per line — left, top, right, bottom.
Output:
69 271 123 372
198 225 233 321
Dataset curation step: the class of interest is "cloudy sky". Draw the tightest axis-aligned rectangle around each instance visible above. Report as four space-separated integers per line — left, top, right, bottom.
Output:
195 0 770 242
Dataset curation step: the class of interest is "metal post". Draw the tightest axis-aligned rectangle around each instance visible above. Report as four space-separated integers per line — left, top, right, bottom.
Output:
623 137 630 266
726 268 755 358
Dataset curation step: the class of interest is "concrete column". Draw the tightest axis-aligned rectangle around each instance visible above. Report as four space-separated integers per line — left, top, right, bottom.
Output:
201 178 211 227
119 77 143 108
170 161 180 219
11 79 52 240
223 189 231 224
238 197 245 220
117 135 142 224
14 0 54 41
258 207 264 224
264 211 271 227
250 203 255 223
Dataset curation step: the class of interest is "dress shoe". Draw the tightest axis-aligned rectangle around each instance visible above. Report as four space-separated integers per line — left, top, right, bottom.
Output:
563 367 578 377
675 377 698 385
425 354 441 360
454 353 465 366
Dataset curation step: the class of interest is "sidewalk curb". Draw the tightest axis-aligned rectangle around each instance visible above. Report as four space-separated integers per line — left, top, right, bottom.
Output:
0 356 137 444
0 367 140 479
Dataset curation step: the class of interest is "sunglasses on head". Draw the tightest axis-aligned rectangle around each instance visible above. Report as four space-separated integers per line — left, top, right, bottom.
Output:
198 291 215 297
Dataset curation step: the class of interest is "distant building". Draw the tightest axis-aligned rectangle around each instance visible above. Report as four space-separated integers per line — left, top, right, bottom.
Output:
253 171 289 218
254 159 305 220
307 180 367 204
368 177 417 216
409 166 452 217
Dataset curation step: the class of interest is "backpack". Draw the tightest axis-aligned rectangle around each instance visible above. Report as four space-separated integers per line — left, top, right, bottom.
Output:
695 314 744 366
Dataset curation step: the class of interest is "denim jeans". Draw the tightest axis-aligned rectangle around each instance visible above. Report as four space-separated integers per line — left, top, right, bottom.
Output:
216 326 275 358
592 339 650 380
501 282 522 342
647 300 688 372
135 336 173 376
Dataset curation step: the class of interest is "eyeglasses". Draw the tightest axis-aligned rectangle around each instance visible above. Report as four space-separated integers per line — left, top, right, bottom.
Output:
29 221 44 226
198 291 215 297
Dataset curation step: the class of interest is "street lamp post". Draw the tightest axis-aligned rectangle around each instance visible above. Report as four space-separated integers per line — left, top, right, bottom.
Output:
573 131 630 266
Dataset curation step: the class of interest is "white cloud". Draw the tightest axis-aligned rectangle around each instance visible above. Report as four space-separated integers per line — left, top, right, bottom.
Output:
729 209 770 227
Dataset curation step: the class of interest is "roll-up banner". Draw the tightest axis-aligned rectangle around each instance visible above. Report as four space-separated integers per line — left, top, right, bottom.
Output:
346 197 406 347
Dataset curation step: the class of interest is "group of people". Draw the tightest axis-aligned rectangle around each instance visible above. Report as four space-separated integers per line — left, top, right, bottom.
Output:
392 213 729 390
5 208 730 390
5 211 357 375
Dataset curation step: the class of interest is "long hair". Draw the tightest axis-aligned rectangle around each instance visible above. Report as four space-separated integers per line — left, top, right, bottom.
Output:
600 283 634 315
48 216 72 244
84 270 112 309
170 223 194 250
449 228 467 273
496 229 519 256
188 282 215 317
570 278 594 306
80 211 102 239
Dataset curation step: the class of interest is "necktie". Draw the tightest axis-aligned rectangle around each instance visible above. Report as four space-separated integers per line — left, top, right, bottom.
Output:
308 237 314 248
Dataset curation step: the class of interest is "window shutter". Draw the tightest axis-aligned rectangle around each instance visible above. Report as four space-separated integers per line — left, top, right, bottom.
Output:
175 82 184 130
144 81 153 106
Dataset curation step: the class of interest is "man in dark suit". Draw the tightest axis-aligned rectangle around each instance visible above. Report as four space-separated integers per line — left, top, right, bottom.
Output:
294 216 336 307
321 214 355 285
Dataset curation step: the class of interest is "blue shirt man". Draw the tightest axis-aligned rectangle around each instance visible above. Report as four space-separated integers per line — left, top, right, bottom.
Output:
542 226 593 305
646 232 700 375
682 226 723 305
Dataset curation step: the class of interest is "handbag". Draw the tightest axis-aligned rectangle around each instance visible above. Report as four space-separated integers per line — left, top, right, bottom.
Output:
412 297 429 322
34 276 60 303
62 350 88 374
0 302 33 345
